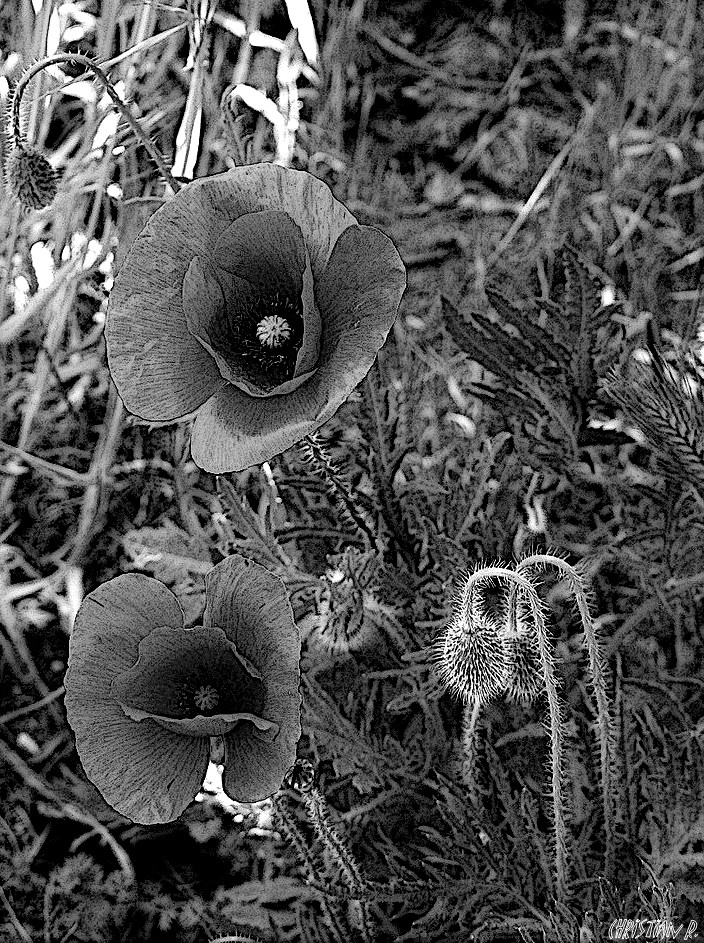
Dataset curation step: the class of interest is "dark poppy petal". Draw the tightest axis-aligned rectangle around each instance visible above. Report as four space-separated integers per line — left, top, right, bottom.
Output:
183 257 262 391
65 574 184 699
223 724 298 803
129 712 277 738
106 188 227 422
71 698 210 824
295 256 321 377
65 575 210 824
200 164 355 279
190 383 320 472
202 555 301 801
313 224 407 386
202 555 300 682
213 210 305 296
189 224 406 472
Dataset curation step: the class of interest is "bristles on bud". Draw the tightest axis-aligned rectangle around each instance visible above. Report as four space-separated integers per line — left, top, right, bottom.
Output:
502 599 544 702
435 610 511 705
5 144 58 210
505 631 544 702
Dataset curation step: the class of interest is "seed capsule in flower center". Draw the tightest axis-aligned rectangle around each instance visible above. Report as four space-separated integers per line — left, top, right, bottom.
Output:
256 314 292 348
193 684 219 712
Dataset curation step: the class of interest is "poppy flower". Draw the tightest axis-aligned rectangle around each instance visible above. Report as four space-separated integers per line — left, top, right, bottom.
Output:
64 555 301 825
105 163 406 472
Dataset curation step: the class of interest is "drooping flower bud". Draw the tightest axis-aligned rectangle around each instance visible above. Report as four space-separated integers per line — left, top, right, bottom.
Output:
5 144 58 210
435 585 511 704
503 599 544 703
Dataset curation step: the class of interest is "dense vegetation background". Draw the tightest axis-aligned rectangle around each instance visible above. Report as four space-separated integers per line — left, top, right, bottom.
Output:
1 0 704 940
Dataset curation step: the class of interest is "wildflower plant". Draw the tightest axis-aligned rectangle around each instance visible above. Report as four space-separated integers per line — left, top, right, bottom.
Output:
434 556 614 905
5 52 182 211
4 3 702 940
4 144 58 211
454 571 565 901
64 555 301 825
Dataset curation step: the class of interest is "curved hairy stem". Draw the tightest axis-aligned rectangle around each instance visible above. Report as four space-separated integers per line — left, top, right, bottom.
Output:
463 566 569 903
10 54 180 192
460 697 483 795
303 787 374 942
516 554 615 883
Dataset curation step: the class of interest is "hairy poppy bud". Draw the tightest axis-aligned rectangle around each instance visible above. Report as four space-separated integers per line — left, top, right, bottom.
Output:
435 587 511 705
5 144 58 210
503 600 544 703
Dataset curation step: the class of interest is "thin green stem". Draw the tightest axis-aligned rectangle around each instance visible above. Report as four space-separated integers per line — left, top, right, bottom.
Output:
516 554 614 879
461 698 482 795
10 54 180 192
303 787 374 942
272 794 347 943
463 567 569 903
524 587 568 905
516 553 615 884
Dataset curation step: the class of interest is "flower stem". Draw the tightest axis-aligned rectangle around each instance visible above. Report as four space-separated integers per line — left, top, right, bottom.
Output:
10 54 180 192
273 794 344 939
516 553 615 884
463 566 569 904
302 787 374 942
460 698 483 795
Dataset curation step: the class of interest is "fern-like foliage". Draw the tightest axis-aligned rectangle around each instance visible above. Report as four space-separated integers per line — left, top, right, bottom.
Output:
443 246 637 474
602 348 704 499
356 351 425 567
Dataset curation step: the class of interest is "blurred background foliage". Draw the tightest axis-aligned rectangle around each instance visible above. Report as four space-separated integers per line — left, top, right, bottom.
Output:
2 0 704 940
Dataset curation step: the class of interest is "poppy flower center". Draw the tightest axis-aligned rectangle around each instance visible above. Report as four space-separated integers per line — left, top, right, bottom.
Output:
234 291 303 387
184 260 307 394
111 625 272 737
182 210 324 399
256 313 292 347
194 684 220 711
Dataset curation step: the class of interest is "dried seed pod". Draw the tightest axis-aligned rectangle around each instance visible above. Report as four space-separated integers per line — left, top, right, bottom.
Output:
5 144 58 210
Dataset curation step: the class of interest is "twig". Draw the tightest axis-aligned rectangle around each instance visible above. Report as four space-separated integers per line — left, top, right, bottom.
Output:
0 687 64 726
486 105 595 270
0 885 32 943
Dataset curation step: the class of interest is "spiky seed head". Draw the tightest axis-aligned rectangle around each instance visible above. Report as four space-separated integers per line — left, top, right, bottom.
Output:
5 144 58 210
435 608 511 705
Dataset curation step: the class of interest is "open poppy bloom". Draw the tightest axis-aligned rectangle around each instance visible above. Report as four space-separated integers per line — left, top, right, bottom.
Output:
64 555 301 825
105 164 406 472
